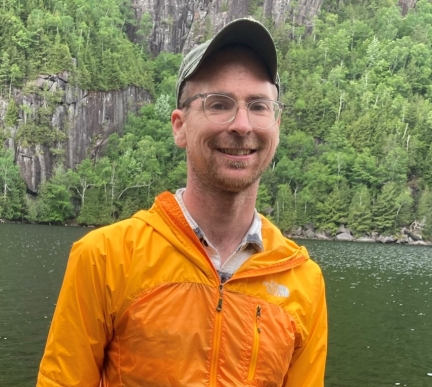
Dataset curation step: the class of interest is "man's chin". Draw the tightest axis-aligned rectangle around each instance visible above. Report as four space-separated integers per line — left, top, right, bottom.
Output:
210 173 260 193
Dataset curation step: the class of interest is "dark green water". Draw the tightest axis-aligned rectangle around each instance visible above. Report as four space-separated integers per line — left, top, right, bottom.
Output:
0 223 431 386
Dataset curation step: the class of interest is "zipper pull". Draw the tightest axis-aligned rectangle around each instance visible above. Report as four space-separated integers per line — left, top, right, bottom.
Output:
256 305 261 333
216 284 224 311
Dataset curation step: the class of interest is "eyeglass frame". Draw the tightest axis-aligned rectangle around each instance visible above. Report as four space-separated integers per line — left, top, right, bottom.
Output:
180 93 285 129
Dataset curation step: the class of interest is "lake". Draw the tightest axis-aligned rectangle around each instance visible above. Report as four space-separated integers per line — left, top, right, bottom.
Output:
0 223 431 386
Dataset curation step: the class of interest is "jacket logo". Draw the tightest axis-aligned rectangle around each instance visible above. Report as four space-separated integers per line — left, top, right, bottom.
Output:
263 280 290 298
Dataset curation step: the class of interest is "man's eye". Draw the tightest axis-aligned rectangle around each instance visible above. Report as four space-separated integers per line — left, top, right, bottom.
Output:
207 97 234 111
210 102 230 110
250 102 271 112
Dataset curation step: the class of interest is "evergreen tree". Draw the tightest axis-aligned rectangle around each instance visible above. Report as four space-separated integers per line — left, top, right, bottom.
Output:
256 184 273 217
416 185 432 240
77 187 112 225
0 148 26 220
315 184 350 234
372 182 399 234
274 184 296 232
34 166 74 223
347 185 373 236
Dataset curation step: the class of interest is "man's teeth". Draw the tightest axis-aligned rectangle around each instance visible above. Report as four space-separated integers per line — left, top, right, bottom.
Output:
221 149 252 155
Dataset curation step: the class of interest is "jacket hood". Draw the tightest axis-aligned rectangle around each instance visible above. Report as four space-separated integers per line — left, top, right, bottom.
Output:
132 192 309 275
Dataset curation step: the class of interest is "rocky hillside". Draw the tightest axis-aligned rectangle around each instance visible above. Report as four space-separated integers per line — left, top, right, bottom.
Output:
1 0 418 193
2 74 150 193
128 0 324 55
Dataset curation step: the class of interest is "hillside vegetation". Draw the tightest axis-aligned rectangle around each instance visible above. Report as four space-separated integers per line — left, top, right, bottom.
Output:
1 0 432 240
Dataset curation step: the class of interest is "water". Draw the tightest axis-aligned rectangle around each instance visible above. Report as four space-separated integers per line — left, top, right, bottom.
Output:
301 240 432 387
0 224 431 386
0 223 89 386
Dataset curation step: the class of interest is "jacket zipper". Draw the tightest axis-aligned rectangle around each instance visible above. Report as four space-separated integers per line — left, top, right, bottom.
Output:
210 284 224 387
247 305 261 381
208 255 303 385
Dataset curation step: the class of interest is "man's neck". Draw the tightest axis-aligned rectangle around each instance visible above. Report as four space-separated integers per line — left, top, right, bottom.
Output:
182 186 257 263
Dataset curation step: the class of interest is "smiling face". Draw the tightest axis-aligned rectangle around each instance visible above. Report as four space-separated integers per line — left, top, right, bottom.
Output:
172 46 280 194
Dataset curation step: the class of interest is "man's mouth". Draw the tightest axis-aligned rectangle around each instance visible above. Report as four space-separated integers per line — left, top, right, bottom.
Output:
219 149 255 156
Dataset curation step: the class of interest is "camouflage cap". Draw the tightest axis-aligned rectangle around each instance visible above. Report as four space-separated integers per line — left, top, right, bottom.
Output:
176 17 280 108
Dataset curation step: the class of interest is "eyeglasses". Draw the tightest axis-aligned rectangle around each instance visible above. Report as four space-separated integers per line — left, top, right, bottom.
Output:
180 93 285 129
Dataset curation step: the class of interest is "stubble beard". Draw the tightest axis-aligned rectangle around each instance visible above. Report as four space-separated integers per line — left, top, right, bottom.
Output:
189 152 270 194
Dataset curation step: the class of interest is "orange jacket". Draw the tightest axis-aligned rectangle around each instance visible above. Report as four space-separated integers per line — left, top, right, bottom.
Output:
37 192 327 387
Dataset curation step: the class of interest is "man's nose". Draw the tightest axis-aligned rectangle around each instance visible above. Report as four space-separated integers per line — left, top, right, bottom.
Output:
227 106 252 135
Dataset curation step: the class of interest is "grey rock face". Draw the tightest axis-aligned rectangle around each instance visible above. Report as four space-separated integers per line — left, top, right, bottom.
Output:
2 74 151 193
399 0 417 16
130 0 325 56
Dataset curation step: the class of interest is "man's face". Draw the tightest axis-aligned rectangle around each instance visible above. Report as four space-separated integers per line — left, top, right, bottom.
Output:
172 47 280 194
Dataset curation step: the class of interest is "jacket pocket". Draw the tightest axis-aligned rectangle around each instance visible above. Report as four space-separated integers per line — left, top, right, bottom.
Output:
247 305 262 381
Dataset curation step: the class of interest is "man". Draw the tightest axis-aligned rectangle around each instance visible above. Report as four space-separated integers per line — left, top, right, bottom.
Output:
37 18 327 387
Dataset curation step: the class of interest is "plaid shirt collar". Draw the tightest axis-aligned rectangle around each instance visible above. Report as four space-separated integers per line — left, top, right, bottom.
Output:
174 188 264 254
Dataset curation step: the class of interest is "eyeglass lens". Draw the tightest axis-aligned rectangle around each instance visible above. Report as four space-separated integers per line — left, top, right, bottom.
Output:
203 95 281 129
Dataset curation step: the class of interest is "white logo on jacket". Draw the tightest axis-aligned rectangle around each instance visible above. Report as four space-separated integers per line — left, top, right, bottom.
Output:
263 280 290 298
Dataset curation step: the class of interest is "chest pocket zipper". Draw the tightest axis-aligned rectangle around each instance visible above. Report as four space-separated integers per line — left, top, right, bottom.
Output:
247 305 261 381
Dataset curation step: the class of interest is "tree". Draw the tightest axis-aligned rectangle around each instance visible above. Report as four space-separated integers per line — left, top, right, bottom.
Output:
274 184 296 232
46 34 72 73
351 148 381 192
77 186 112 225
77 157 113 224
294 188 317 228
347 185 373 236
256 184 273 216
0 148 26 220
394 186 413 228
67 158 98 207
5 98 19 127
416 185 432 240
315 184 350 234
0 51 11 95
34 166 74 223
114 136 162 217
379 136 409 185
372 182 399 234
155 94 172 121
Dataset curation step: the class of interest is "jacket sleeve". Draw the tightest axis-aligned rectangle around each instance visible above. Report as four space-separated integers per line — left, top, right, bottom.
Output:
284 268 328 387
36 233 114 387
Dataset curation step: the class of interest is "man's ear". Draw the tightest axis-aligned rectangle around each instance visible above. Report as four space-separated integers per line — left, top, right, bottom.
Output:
172 109 187 148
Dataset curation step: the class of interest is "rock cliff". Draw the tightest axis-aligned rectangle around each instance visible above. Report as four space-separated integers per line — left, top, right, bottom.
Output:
399 0 417 16
129 0 324 56
2 73 150 193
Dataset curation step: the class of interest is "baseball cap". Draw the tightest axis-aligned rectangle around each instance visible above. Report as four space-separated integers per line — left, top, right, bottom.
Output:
176 17 280 107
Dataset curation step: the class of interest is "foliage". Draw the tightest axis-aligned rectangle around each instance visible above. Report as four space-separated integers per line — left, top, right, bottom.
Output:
0 148 27 220
2 0 432 242
347 185 373 236
0 0 153 94
416 186 432 240
15 87 66 146
45 103 187 224
31 166 74 223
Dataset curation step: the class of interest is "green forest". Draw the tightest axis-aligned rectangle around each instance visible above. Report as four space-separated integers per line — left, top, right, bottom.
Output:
1 0 432 240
